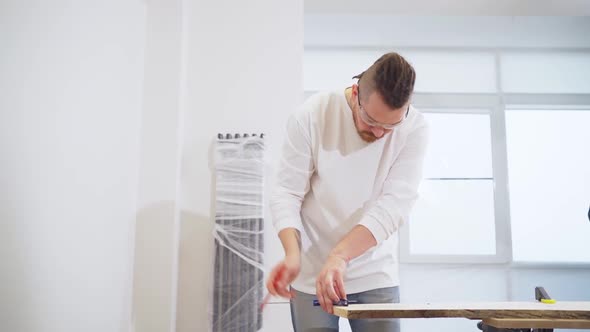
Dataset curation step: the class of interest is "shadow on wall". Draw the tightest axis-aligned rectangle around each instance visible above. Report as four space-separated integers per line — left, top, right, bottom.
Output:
132 202 213 332
0 215 32 332
132 201 176 332
176 139 217 332
175 211 215 332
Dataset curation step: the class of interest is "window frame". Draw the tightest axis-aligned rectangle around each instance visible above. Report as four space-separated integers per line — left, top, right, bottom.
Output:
399 96 511 264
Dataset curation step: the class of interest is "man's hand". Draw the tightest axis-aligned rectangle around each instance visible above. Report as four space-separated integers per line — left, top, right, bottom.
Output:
315 254 348 314
266 255 301 299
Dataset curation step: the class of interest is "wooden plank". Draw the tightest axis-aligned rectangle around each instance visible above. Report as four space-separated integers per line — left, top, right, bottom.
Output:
483 318 590 329
333 302 590 320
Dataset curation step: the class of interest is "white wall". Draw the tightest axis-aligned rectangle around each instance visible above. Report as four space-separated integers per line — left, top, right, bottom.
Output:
304 16 590 48
174 0 303 331
0 1 146 332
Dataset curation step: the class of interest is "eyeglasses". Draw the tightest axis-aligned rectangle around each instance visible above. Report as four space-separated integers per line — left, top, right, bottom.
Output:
357 87 409 130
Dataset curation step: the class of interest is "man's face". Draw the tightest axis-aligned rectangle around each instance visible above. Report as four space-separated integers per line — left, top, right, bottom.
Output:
352 84 409 143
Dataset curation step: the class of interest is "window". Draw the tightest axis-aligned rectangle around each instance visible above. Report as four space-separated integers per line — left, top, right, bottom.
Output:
501 52 590 93
303 50 381 91
406 112 497 258
404 51 497 93
506 109 590 263
303 47 590 266
304 50 497 93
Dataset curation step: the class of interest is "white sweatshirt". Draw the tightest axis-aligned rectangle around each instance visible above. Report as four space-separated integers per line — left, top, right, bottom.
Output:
271 90 429 295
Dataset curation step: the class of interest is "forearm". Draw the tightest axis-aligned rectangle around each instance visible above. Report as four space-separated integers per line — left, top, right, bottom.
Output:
359 124 429 244
329 225 377 263
278 227 302 259
315 225 377 311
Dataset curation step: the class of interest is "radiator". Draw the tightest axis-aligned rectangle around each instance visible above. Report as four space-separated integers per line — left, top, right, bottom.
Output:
212 133 265 332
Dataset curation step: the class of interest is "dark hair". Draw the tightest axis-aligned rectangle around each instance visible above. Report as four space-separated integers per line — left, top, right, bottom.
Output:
353 52 416 109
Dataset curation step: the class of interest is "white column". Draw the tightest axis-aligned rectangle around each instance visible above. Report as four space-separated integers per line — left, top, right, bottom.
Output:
131 0 185 332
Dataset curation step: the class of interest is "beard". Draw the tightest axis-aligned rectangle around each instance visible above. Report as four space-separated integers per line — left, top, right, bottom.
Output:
352 109 379 143
358 130 378 143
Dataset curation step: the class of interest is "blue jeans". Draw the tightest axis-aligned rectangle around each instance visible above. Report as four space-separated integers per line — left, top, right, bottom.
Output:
289 287 400 332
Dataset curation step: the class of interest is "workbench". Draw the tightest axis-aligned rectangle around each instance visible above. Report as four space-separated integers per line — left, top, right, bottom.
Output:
333 301 590 331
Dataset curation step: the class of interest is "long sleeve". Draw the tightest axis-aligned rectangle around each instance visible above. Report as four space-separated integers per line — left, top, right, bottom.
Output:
358 120 429 244
270 109 315 234
279 91 427 294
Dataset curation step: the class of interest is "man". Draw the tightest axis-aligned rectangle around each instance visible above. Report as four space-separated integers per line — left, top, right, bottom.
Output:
266 52 429 332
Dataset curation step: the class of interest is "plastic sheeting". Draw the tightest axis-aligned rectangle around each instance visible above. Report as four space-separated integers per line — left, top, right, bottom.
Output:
212 134 265 332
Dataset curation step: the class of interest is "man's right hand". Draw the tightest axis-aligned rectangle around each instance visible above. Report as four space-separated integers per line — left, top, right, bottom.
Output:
266 255 301 299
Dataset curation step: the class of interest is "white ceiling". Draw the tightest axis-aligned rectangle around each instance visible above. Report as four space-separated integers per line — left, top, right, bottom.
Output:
304 0 590 15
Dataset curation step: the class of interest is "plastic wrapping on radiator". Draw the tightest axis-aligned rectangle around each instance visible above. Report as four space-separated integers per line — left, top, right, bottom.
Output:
211 134 265 332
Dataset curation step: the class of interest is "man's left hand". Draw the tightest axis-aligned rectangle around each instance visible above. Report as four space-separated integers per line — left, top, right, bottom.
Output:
315 254 348 314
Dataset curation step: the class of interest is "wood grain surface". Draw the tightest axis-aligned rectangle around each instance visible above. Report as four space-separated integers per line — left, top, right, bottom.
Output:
483 318 590 329
333 302 590 321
